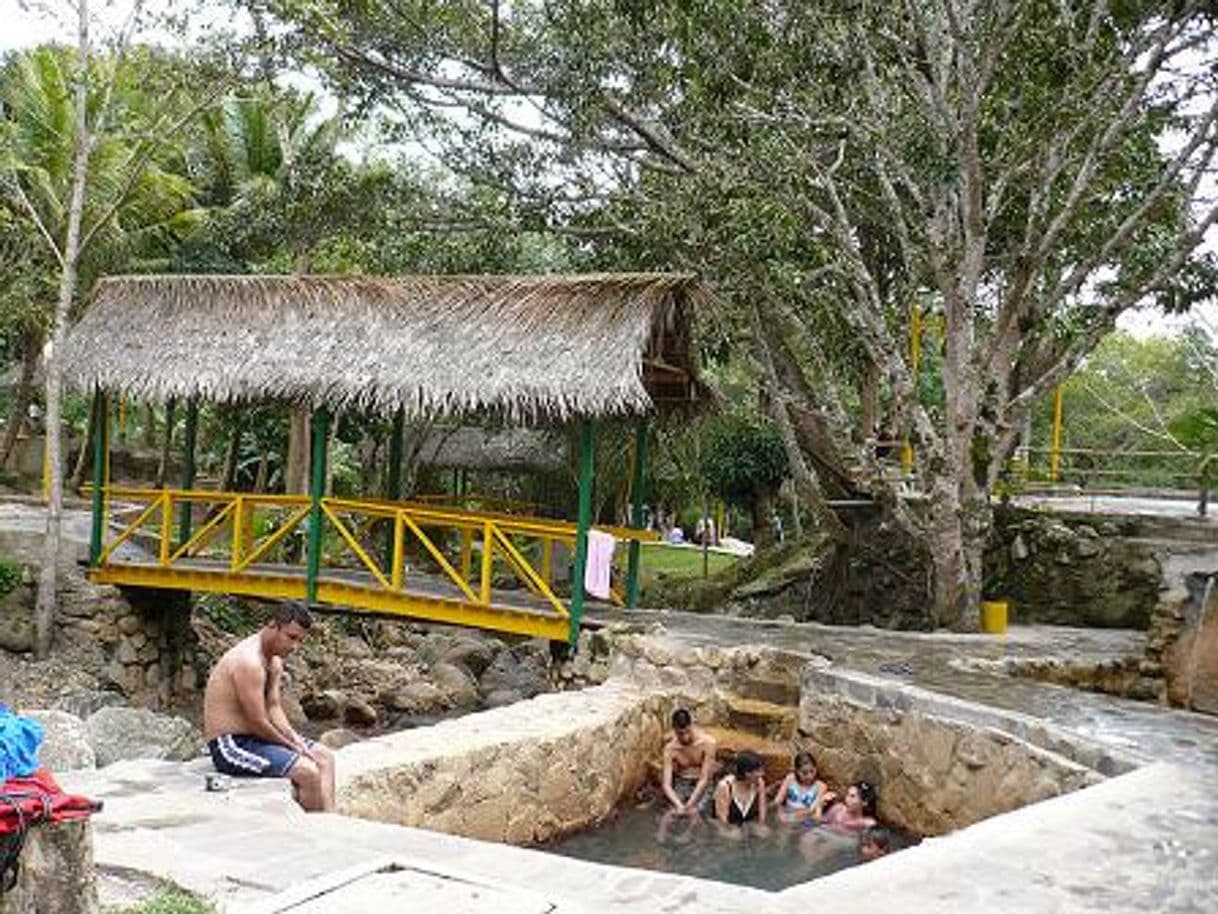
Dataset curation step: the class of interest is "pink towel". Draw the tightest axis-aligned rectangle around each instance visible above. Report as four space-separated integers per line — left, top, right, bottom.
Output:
584 530 616 599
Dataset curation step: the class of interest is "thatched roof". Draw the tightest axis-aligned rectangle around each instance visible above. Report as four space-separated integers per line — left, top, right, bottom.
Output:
62 273 711 421
417 426 567 471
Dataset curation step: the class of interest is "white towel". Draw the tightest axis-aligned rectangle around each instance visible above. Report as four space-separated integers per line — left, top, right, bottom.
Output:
584 530 616 600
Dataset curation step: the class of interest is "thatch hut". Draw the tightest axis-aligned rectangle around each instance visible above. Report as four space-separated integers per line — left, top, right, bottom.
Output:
62 272 714 637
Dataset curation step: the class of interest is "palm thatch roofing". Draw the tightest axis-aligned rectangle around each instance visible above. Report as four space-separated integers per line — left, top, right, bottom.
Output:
62 273 712 422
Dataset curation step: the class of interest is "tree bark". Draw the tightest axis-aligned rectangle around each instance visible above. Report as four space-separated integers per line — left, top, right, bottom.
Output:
68 402 95 494
284 406 310 494
0 326 41 470
35 0 91 658
220 428 241 492
752 489 775 551
141 402 156 448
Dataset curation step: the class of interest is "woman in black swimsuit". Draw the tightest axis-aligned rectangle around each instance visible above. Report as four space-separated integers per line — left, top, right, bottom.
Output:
713 751 767 826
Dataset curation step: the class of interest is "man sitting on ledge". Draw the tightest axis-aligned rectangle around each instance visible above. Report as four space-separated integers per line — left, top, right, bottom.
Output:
203 602 335 812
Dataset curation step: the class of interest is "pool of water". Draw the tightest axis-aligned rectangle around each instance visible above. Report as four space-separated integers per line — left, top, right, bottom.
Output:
548 805 893 891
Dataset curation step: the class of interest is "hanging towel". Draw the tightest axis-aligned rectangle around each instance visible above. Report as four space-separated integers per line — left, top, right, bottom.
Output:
584 530 616 600
0 707 42 783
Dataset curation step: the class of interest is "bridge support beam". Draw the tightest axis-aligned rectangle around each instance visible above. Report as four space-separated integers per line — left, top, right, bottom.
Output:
88 388 108 566
306 406 330 603
626 416 649 608
177 397 199 547
569 420 596 644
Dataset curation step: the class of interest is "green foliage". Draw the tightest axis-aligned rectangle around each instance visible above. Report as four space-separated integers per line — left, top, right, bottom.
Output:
701 413 787 507
0 553 21 598
194 593 261 635
105 887 215 914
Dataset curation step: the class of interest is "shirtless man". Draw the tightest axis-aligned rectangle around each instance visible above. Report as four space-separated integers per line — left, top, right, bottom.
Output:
203 602 335 812
660 708 717 816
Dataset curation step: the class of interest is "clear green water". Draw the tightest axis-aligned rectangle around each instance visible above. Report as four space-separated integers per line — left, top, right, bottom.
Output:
549 806 885 891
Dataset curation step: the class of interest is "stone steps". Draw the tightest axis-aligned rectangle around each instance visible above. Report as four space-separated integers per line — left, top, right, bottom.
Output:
722 695 797 741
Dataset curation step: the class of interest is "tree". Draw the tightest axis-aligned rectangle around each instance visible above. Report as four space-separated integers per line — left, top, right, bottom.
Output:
702 413 788 549
260 0 1218 628
2 2 219 656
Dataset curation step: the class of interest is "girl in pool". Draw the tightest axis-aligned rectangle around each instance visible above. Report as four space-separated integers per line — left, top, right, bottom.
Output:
774 751 829 825
713 750 767 826
821 781 878 833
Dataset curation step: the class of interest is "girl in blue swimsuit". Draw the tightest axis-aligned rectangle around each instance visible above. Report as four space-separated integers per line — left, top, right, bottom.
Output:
774 751 829 825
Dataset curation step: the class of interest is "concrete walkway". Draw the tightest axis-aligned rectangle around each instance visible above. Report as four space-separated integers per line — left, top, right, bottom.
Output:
61 617 1218 913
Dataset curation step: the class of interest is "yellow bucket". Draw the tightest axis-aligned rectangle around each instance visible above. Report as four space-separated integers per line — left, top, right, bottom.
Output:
980 599 1009 634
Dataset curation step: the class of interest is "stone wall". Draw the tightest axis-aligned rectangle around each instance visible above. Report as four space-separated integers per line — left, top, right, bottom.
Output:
799 667 1116 836
986 508 1161 627
336 683 666 844
0 565 200 712
0 821 97 914
1152 566 1218 715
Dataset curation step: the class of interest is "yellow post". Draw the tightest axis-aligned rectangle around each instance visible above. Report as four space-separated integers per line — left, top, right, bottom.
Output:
540 537 553 584
479 521 494 604
901 302 923 474
1049 387 1064 483
391 513 405 590
231 496 244 570
159 491 172 566
461 527 474 582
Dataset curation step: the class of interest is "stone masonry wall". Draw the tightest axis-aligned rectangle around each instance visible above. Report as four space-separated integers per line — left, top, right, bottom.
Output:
799 667 1114 836
336 682 666 844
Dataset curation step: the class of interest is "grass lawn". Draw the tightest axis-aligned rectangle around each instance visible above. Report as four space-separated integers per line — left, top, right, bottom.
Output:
629 542 740 581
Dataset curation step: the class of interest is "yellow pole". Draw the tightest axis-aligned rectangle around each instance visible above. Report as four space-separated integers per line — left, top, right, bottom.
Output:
901 303 923 474
1049 387 1064 482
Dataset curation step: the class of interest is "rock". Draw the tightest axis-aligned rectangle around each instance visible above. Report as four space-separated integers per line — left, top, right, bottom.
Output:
0 615 34 653
381 681 450 714
22 709 96 771
430 662 479 709
1011 534 1029 562
483 688 522 708
478 651 549 699
319 728 363 750
1074 538 1101 558
85 706 201 766
280 691 309 729
301 690 344 721
440 638 496 676
54 690 125 719
2 820 98 914
344 635 373 659
343 696 379 727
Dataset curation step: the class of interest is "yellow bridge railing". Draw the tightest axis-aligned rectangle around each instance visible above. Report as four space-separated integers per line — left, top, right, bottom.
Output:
91 487 657 641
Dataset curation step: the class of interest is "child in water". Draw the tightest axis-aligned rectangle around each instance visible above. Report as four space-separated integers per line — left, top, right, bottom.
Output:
821 781 878 834
774 751 829 825
713 750 767 826
858 826 892 861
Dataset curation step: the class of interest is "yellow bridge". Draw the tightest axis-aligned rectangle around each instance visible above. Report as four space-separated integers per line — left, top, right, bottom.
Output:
90 487 657 642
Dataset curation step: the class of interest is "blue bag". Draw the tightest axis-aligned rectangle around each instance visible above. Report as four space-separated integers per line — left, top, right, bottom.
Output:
0 705 44 782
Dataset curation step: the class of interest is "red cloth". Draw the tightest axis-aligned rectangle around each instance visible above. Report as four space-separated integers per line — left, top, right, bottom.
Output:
0 769 98 835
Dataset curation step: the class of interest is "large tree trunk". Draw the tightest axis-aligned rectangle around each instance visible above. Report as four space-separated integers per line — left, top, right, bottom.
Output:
35 0 91 658
0 326 41 470
751 489 775 551
284 407 310 494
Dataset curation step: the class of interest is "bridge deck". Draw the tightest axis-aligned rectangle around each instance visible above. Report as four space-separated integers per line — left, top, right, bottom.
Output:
90 488 656 642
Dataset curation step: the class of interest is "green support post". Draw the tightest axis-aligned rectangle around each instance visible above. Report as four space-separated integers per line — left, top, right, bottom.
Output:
305 406 330 603
383 407 405 570
88 390 108 566
177 397 199 547
569 420 596 644
625 417 649 608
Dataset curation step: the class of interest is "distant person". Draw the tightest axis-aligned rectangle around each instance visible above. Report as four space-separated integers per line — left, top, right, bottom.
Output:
660 708 717 816
771 510 784 544
713 750 767 826
694 515 717 546
858 826 892 861
666 525 686 545
203 602 335 812
774 751 828 825
822 781 878 834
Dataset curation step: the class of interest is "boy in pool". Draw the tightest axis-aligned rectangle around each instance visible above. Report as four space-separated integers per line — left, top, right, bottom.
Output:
661 708 717 816
773 751 829 825
858 826 892 861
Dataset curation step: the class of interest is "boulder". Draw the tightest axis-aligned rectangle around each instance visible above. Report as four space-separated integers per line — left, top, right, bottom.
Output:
22 709 96 772
300 690 344 721
440 638 496 676
430 662 479 709
478 651 549 699
342 696 379 727
482 688 523 709
380 681 450 715
84 707 201 767
319 728 363 750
